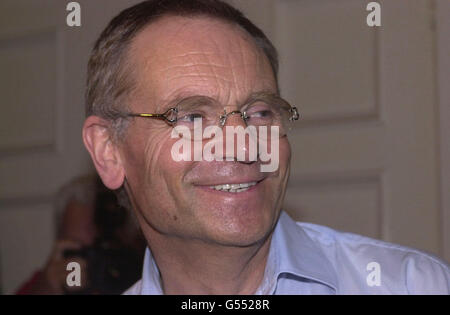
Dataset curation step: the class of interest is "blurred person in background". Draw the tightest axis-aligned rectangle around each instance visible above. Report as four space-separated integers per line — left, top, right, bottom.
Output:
16 175 145 295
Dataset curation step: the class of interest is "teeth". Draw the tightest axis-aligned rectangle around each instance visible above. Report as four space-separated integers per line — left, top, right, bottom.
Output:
210 182 257 193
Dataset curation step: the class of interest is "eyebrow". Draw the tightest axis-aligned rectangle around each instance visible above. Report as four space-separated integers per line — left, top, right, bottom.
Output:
243 91 282 105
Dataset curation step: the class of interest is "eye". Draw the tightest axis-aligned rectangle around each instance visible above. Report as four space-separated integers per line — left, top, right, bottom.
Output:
177 112 205 123
245 103 276 120
248 110 273 119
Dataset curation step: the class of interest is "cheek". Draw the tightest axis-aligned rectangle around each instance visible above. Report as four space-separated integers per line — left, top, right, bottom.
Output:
122 130 192 223
281 139 291 165
275 138 291 175
122 122 194 193
141 134 195 204
120 126 163 198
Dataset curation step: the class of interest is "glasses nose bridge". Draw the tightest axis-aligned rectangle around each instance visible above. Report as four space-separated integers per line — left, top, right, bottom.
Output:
219 109 247 127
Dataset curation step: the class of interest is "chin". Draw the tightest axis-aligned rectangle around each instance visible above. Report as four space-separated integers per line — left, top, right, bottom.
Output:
204 213 276 247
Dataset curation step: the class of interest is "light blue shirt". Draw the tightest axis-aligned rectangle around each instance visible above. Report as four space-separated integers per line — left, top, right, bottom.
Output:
124 211 450 294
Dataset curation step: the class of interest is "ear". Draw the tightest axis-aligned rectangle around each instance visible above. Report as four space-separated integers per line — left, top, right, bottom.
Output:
82 116 125 190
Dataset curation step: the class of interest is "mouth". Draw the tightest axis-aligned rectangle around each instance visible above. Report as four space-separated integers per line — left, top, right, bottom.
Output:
192 177 266 195
208 181 258 193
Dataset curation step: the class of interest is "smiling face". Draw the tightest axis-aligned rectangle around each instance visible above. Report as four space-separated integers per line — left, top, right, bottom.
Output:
119 16 291 247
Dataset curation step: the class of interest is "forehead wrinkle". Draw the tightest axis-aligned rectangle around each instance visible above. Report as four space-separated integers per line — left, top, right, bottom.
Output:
152 52 235 107
186 49 232 98
157 62 231 73
130 15 275 112
158 49 258 79
223 42 267 106
225 48 241 104
208 30 255 105
202 41 231 103
166 73 233 85
127 19 198 103
161 90 279 115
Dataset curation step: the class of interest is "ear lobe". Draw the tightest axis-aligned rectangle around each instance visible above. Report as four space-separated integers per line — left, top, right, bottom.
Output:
82 116 125 190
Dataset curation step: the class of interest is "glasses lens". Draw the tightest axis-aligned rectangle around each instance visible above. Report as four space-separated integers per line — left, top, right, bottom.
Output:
172 97 221 141
175 97 219 128
171 95 297 141
243 98 295 137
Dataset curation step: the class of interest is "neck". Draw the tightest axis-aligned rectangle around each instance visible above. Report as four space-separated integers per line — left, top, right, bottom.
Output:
145 232 273 295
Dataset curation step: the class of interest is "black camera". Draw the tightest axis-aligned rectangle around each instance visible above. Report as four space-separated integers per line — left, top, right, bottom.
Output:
64 241 142 295
63 178 143 294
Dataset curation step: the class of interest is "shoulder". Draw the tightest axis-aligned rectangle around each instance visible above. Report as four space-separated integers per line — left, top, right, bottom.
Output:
296 222 450 294
122 280 143 295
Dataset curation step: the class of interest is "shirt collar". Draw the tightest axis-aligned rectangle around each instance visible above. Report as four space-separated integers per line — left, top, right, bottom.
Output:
139 211 338 294
263 211 338 293
140 247 163 294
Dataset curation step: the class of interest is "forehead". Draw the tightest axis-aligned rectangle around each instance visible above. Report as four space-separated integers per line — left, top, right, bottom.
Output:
127 15 276 110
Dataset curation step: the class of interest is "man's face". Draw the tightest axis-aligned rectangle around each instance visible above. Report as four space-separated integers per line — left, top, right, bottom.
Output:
120 16 291 246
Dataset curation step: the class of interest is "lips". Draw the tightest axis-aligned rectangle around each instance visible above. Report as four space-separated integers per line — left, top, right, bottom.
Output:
186 160 271 194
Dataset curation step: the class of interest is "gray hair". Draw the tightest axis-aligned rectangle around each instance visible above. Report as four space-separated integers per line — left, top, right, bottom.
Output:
54 174 97 237
54 174 139 237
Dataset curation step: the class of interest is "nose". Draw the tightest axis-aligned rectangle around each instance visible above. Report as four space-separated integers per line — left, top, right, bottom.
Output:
220 110 257 163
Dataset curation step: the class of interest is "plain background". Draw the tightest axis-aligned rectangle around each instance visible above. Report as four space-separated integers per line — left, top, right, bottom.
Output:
0 0 449 294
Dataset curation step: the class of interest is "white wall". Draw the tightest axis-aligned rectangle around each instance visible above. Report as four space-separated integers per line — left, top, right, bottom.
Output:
0 0 448 293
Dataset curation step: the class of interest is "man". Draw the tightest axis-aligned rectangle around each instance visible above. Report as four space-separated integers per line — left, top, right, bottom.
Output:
82 0 450 294
16 175 144 294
